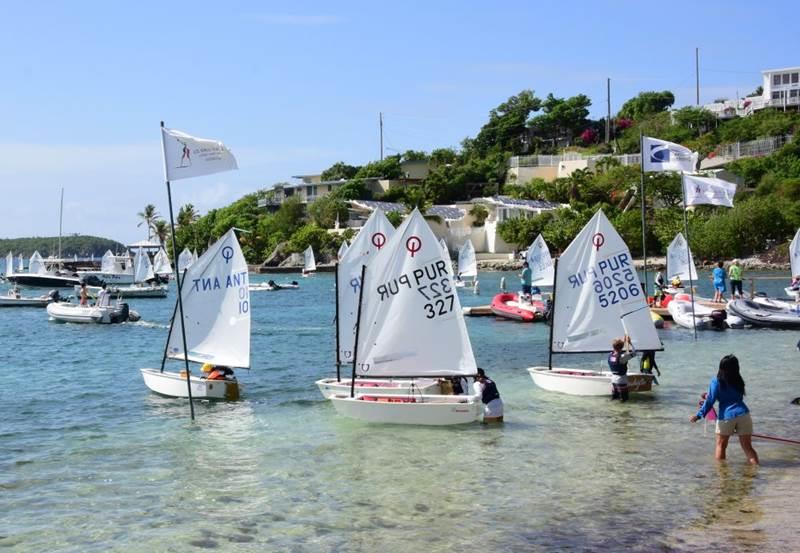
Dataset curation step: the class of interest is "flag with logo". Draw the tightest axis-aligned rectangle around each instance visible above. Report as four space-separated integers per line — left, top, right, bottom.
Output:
642 137 698 173
161 127 238 181
682 174 736 208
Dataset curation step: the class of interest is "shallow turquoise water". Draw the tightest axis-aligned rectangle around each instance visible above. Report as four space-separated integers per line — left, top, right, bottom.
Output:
1 269 799 552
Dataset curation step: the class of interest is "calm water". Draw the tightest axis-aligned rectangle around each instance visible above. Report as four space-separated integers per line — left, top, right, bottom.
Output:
1 269 799 552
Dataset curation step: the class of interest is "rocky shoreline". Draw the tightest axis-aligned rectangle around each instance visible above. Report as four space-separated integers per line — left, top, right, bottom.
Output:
477 256 791 272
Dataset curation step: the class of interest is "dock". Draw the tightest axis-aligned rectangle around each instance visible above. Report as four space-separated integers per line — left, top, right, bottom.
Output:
463 305 494 317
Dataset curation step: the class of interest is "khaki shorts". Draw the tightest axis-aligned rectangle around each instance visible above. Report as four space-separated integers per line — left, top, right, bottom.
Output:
716 413 753 436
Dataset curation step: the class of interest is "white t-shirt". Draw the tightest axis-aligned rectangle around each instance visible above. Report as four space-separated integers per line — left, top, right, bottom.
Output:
96 288 111 307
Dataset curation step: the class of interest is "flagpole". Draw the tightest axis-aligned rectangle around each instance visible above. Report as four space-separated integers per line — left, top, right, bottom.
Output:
681 174 698 341
639 132 650 300
162 121 195 420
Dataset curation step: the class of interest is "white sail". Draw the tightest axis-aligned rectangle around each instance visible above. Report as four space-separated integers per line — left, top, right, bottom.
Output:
133 248 155 284
192 250 199 264
337 241 349 261
457 239 477 278
337 209 395 363
355 209 476 378
526 234 555 287
17 254 23 272
303 246 316 273
100 250 115 273
29 251 46 275
552 210 661 353
167 228 250 368
666 233 698 282
439 238 454 275
153 248 173 276
790 229 800 278
5 252 13 277
178 248 194 273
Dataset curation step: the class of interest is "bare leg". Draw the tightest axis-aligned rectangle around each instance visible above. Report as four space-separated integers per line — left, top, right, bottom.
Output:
738 434 759 465
715 434 730 461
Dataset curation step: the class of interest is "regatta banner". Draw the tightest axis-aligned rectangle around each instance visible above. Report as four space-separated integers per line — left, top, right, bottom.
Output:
161 127 238 181
642 137 698 173
682 174 736 207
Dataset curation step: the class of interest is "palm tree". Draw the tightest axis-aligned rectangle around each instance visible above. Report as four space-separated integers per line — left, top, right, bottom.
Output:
137 204 160 240
152 219 170 247
177 203 199 227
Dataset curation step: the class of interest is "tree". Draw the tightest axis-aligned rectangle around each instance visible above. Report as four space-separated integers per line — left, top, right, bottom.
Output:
152 219 170 246
468 204 489 227
321 161 359 181
307 195 349 228
137 204 160 239
177 204 199 227
527 93 592 148
471 90 542 156
402 150 428 161
617 91 675 120
672 107 716 136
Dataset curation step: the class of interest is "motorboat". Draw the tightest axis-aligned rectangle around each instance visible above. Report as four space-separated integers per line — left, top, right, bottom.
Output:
0 288 61 307
7 251 80 288
74 283 167 299
490 292 547 322
667 299 727 330
329 209 484 425
527 210 659 397
140 228 249 400
727 298 800 329
249 280 300 292
47 300 136 324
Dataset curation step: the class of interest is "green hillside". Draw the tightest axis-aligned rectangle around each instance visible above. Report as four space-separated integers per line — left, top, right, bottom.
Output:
0 235 127 258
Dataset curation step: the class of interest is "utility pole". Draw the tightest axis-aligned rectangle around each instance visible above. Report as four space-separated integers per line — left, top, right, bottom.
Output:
379 112 384 161
605 77 611 143
695 47 700 106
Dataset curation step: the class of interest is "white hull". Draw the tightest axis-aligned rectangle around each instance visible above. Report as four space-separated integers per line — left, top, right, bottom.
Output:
249 282 299 291
315 378 440 399
528 367 654 396
667 300 715 330
46 302 129 324
140 368 240 400
74 284 167 298
76 270 135 284
784 287 800 299
329 393 483 425
0 296 51 307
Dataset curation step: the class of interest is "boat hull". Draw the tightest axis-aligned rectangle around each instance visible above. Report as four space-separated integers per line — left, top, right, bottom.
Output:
315 378 441 399
329 393 482 425
490 293 546 322
74 284 168 298
140 368 240 400
46 302 130 324
727 298 800 328
0 297 51 307
527 367 654 396
8 274 81 288
76 271 135 284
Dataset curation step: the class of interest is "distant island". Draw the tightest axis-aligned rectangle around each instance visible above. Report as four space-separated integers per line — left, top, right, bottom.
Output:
0 235 127 257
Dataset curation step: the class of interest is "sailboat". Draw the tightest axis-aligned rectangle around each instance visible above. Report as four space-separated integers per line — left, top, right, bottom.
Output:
317 209 440 399
337 240 349 261
17 254 24 273
527 210 662 396
178 248 194 273
785 229 800 299
8 250 80 288
329 209 483 425
1 252 60 307
141 228 250 400
302 245 316 276
152 247 173 280
527 234 555 288
454 239 478 289
665 233 698 294
76 248 168 298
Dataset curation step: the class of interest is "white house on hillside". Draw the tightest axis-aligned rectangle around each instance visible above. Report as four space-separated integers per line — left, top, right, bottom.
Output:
704 66 800 118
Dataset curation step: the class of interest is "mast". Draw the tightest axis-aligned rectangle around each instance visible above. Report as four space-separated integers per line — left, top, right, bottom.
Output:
547 259 559 370
639 131 649 297
58 187 64 263
605 78 611 144
680 177 698 341
350 264 367 398
335 262 341 381
161 121 195 420
379 112 384 161
695 47 700 106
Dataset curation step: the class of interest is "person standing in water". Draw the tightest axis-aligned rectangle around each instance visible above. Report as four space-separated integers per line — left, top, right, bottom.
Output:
690 354 759 465
728 259 743 299
473 368 503 423
608 336 636 402
712 261 727 303
519 262 532 301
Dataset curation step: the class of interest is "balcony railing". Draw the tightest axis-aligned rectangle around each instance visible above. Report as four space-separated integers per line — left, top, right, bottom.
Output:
508 153 641 168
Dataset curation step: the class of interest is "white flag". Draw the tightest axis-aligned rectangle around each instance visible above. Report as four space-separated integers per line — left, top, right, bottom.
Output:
642 137 698 173
161 127 238 181
682 174 736 208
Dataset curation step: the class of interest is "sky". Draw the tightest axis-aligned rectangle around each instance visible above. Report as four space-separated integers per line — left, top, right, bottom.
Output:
1 0 797 244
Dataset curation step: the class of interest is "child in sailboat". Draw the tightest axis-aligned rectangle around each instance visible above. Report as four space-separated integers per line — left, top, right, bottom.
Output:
474 368 503 422
608 336 636 402
201 363 235 381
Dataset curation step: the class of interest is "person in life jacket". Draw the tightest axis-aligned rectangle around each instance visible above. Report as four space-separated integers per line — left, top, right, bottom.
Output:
608 336 636 402
473 367 503 422
201 363 235 381
653 271 665 306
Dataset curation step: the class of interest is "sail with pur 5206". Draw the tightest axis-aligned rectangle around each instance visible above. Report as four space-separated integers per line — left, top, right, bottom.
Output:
166 228 250 368
666 232 698 282
457 239 477 278
355 209 476 378
526 234 554 287
790 229 800 278
551 210 661 353
337 209 395 363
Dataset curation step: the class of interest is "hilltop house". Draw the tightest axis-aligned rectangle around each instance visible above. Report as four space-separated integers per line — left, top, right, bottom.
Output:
703 66 800 119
